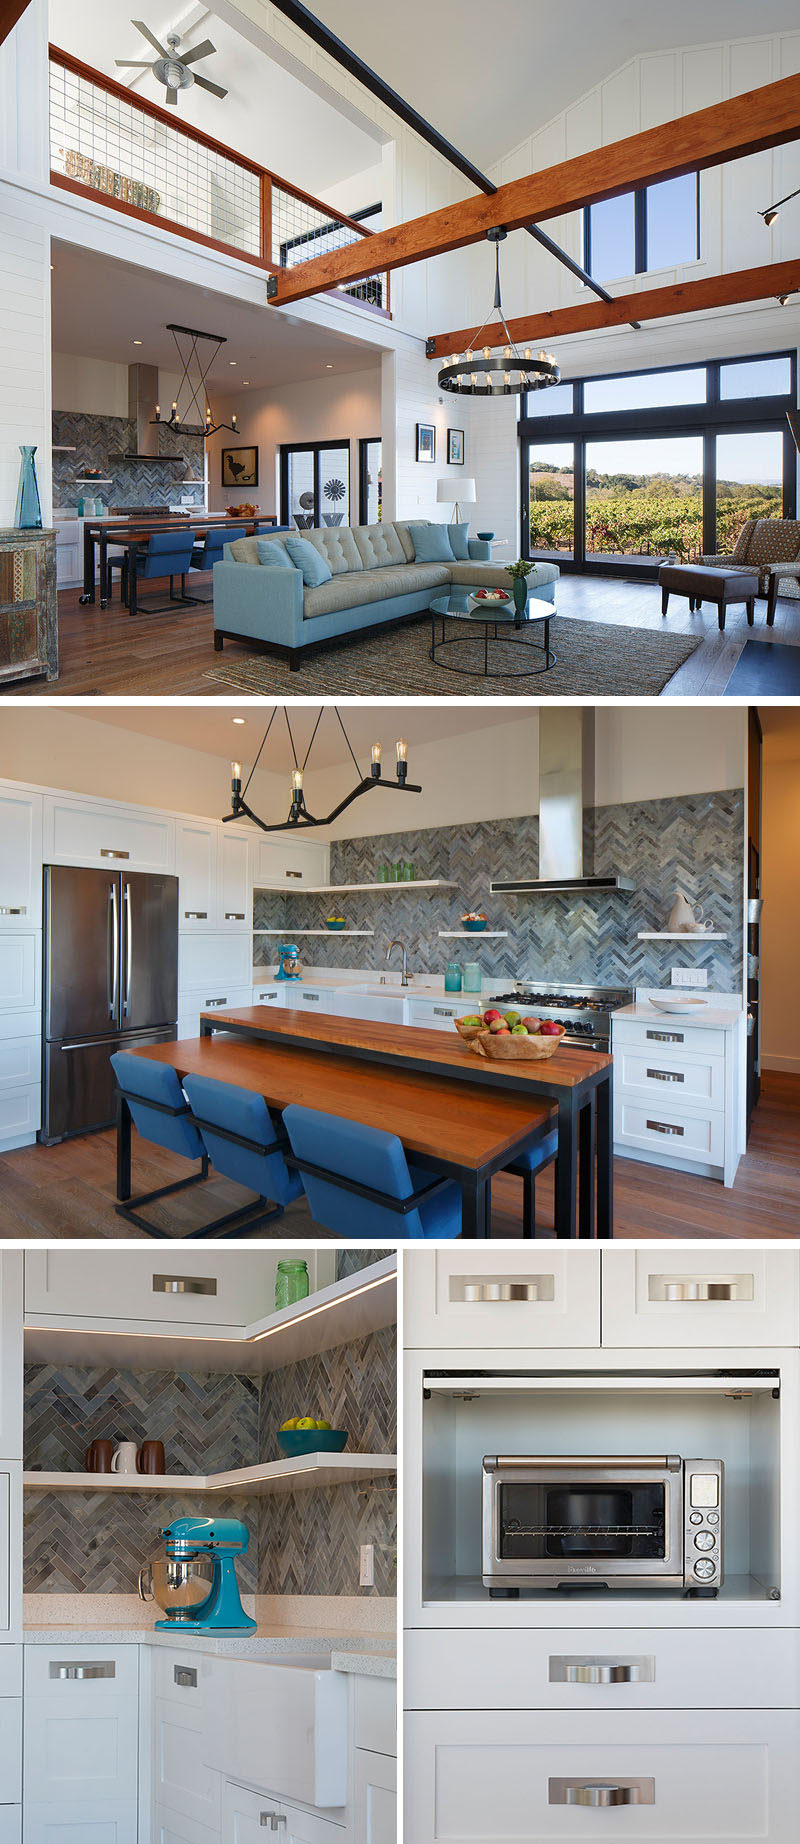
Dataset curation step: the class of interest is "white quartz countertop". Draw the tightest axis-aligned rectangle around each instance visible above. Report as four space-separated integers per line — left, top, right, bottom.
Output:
615 1001 744 1031
23 1626 396 1677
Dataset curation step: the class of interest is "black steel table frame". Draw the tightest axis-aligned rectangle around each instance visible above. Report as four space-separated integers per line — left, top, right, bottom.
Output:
197 1016 613 1239
429 608 556 678
80 517 277 608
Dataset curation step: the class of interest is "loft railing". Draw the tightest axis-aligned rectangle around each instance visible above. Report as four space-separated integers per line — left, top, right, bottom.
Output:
48 46 389 313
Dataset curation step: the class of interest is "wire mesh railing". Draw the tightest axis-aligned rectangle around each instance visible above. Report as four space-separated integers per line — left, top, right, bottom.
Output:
49 47 389 311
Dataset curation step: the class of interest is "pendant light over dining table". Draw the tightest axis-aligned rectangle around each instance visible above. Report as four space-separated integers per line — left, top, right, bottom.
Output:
438 228 560 397
223 707 420 834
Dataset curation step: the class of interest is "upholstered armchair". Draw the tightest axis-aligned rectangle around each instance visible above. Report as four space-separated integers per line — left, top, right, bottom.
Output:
698 517 800 622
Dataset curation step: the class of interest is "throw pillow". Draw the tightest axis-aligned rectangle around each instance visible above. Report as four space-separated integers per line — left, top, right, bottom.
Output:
284 536 333 586
407 522 455 564
447 523 470 562
256 539 294 569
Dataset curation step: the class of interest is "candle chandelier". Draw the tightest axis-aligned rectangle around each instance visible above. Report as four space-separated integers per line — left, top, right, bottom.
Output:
437 228 560 397
150 323 240 439
223 707 421 834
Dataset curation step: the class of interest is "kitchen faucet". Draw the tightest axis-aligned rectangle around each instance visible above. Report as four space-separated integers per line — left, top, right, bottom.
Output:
386 939 411 987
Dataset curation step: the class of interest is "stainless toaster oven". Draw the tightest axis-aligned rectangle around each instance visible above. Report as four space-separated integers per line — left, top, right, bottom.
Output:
482 1454 724 1594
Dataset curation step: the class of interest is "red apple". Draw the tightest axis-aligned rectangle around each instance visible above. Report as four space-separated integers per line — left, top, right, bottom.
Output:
521 1016 541 1033
489 1017 509 1033
483 1009 501 1025
539 1019 563 1037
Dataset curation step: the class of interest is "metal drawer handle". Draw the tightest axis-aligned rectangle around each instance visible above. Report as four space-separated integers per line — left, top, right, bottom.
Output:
285 870 303 879
646 1068 685 1083
100 848 130 859
646 1029 684 1043
174 1665 197 1687
258 992 278 1000
433 1006 455 1016
0 905 26 915
153 1275 217 1296
646 1118 684 1136
565 1663 641 1684
184 910 208 920
50 1662 115 1680
204 997 228 1008
649 1274 754 1304
456 1279 554 1304
549 1780 654 1808
225 911 245 920
303 992 320 1001
260 1817 286 1831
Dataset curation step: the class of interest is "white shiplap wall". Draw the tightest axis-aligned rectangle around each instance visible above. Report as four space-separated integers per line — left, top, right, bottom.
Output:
0 184 51 526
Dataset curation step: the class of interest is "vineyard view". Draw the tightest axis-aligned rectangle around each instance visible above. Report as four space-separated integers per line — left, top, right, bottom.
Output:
529 461 782 560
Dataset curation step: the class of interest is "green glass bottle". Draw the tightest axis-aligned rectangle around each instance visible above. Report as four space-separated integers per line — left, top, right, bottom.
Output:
275 1259 310 1311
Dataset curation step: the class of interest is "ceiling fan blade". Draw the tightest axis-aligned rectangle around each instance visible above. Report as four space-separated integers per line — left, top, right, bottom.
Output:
131 18 170 58
193 74 228 98
179 38 217 65
165 86 179 106
115 59 155 67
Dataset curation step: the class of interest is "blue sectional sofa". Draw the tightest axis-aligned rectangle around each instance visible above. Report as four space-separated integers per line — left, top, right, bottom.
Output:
212 519 559 669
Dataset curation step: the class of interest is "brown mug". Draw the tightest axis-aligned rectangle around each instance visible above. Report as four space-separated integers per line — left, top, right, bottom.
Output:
137 1440 166 1475
85 1439 114 1473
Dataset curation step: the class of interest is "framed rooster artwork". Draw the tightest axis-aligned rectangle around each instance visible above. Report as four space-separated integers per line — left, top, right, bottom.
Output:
221 446 259 488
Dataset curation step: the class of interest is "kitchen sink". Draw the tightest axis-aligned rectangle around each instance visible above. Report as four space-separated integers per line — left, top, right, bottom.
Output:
349 983 411 998
340 986 408 1024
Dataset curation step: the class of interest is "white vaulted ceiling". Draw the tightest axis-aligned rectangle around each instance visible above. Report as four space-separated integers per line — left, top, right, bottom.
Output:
74 705 530 769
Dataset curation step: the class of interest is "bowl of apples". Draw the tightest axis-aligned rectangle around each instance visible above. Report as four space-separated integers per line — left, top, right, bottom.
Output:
455 1008 567 1060
277 1418 349 1458
461 912 488 932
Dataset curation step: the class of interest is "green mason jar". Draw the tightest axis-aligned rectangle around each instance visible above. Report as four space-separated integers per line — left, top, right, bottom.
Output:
275 1259 309 1311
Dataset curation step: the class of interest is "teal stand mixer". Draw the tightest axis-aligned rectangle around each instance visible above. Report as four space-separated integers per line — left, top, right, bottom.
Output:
138 1515 257 1634
275 942 302 981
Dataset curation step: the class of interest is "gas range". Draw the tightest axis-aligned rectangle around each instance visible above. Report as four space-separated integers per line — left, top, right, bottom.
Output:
487 983 632 1052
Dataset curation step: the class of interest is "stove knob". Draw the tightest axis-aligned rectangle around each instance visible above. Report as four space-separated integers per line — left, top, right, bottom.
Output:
689 1512 703 1526
694 1531 715 1551
694 1558 716 1579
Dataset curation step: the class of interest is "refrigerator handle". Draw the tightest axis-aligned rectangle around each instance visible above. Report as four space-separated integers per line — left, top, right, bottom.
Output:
108 882 119 1021
123 882 132 1019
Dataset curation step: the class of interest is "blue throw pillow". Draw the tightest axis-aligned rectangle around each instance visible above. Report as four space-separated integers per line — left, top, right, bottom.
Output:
407 523 455 564
256 539 294 569
284 536 332 586
447 523 470 561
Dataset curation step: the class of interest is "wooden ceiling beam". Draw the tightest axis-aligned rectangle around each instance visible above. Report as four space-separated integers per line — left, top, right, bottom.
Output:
266 69 800 307
0 1 30 47
427 260 800 356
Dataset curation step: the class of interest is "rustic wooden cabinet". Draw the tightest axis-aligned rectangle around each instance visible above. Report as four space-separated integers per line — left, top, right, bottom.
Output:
0 531 57 685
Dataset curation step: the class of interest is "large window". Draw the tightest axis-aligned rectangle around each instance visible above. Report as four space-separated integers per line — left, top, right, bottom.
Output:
584 174 700 281
519 352 796 577
280 442 351 528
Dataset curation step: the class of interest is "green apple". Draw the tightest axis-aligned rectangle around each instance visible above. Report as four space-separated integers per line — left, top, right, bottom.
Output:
504 1010 521 1026
315 1419 332 1430
296 1417 317 1430
280 1418 300 1430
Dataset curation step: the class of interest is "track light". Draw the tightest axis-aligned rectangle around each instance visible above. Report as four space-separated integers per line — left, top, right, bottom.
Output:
777 294 790 307
760 184 800 228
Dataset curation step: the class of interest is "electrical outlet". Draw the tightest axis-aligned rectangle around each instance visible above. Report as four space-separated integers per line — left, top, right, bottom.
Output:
671 966 708 987
359 1544 374 1587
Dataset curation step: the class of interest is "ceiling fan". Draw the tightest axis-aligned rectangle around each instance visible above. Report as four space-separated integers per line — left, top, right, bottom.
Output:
116 19 228 107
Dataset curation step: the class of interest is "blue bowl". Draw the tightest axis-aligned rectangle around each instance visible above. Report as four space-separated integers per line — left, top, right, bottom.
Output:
325 919 346 931
277 1428 349 1458
476 531 495 542
462 917 488 932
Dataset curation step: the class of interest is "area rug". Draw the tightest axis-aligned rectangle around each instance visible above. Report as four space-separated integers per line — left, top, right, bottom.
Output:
724 638 800 697
206 617 699 698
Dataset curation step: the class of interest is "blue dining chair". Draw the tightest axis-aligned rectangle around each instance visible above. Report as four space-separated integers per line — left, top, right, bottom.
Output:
182 1073 302 1229
505 1121 559 1237
107 528 197 617
189 524 246 599
282 1104 462 1239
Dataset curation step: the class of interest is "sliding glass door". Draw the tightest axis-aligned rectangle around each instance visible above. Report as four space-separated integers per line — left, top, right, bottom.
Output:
584 436 703 563
359 438 382 523
527 441 575 558
280 442 351 528
715 430 784 555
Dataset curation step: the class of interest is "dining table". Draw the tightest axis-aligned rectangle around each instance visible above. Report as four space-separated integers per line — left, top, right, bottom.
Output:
79 513 279 607
119 1030 561 1239
152 1005 613 1238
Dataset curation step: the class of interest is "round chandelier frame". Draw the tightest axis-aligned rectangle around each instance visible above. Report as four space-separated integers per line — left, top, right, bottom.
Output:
437 228 560 398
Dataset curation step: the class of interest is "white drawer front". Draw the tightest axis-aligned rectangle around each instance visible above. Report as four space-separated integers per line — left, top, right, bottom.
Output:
153 1650 209 1708
405 1709 800 1844
0 1038 40 1093
353 1676 396 1757
405 1626 800 1711
252 985 284 1006
154 1696 221 1829
601 1249 800 1348
615 1097 724 1166
0 1006 40 1044
404 1249 601 1349
406 1001 462 1028
45 796 174 874
0 937 39 1015
23 1250 282 1328
179 935 251 995
23 1695 139 1803
616 1046 724 1110
0 1809 19 1844
613 1019 728 1057
0 1649 21 1698
0 1697 21 1802
155 1805 219 1844
23 1805 137 1844
0 1083 40 1148
354 1749 396 1844
223 1781 284 1844
25 1646 138 1700
0 790 42 929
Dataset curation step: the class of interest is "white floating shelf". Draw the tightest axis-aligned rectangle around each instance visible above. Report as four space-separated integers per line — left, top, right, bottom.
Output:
74 477 113 484
253 929 375 938
256 880 455 894
23 1454 396 1496
638 932 727 941
438 931 508 939
52 445 77 452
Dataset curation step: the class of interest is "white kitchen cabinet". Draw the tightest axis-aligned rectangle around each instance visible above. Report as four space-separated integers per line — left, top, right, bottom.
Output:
353 1678 395 1760
601 1248 800 1348
178 988 253 1040
154 1806 219 1844
43 796 175 876
154 1696 221 1830
0 1684 21 1802
406 998 463 1030
223 1784 343 1844
404 1248 601 1349
0 1812 20 1844
405 1708 800 1844
287 985 338 1015
0 790 42 930
0 938 40 1023
353 1752 395 1844
612 1012 742 1188
23 1690 138 1804
218 830 251 931
251 983 284 1007
22 1807 137 1844
0 1257 23 1459
283 1805 345 1844
23 1249 322 1332
0 1084 40 1156
178 935 252 997
176 823 217 933
205 1659 348 1810
252 837 329 890
54 519 81 589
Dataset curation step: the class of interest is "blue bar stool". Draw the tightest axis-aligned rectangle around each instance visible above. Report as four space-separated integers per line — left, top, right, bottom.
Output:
182 1073 302 1229
505 1122 559 1237
282 1104 462 1239
189 525 246 600
108 528 198 617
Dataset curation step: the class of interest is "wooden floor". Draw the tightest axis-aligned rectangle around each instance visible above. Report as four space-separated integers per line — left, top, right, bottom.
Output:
1 1072 797 1239
4 577 798 699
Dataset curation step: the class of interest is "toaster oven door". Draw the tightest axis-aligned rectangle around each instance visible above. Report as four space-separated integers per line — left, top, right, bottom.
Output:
482 1459 684 1588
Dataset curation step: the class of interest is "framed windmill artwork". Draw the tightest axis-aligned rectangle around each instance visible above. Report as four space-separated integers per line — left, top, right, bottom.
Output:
221 446 259 488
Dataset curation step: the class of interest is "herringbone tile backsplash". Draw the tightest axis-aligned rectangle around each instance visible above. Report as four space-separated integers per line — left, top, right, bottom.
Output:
52 411 204 509
254 793 744 991
23 1321 397 1599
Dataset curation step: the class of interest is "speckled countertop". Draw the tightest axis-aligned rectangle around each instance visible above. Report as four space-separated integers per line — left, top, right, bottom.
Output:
23 1626 396 1678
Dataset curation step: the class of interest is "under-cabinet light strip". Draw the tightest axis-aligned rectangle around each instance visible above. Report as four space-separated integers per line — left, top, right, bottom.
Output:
249 1269 393 1340
23 1268 395 1345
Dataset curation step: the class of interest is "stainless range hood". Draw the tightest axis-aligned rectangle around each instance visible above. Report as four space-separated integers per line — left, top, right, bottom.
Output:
111 364 188 465
490 710 634 895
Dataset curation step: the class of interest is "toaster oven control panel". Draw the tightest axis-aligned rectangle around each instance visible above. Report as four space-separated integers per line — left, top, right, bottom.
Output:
683 1460 724 1592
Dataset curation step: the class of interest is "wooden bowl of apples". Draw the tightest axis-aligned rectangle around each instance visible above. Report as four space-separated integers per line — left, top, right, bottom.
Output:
456 1007 566 1060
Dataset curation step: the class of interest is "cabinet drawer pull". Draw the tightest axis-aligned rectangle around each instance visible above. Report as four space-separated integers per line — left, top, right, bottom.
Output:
646 1067 685 1083
50 1661 115 1680
260 1817 286 1830
433 1006 456 1017
451 1274 555 1305
204 997 228 1008
564 1663 641 1684
0 905 26 915
153 1274 217 1296
648 1273 754 1304
549 1779 654 1808
174 1665 197 1688
184 910 208 920
258 991 278 1001
225 911 245 921
646 1118 684 1137
646 1029 684 1043
100 849 130 860
303 992 320 1002
285 870 303 879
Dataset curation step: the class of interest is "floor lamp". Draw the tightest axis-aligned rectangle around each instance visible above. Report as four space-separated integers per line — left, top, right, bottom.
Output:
437 477 476 525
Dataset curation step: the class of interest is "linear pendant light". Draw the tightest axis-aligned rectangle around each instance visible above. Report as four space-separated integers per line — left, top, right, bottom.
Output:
223 706 421 833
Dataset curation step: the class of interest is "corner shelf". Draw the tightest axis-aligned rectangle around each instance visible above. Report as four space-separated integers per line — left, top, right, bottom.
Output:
22 1453 396 1496
637 932 727 941
438 931 508 939
253 929 375 938
256 880 455 894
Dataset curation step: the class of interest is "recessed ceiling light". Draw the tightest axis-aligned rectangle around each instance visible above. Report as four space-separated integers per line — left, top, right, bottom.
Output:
133 339 143 346
326 364 334 369
229 360 237 366
232 716 246 725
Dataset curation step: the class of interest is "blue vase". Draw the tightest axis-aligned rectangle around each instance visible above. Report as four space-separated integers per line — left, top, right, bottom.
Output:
14 446 43 530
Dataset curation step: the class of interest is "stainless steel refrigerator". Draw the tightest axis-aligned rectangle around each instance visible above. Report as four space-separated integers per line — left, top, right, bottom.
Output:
42 865 179 1144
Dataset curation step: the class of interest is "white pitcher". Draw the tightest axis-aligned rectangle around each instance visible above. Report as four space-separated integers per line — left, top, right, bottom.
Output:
667 890 710 934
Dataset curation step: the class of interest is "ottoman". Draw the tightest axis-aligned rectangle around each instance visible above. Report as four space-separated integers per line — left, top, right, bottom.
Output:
659 563 758 632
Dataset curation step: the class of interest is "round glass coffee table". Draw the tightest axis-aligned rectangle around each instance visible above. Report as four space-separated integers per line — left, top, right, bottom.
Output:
428 587 556 678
